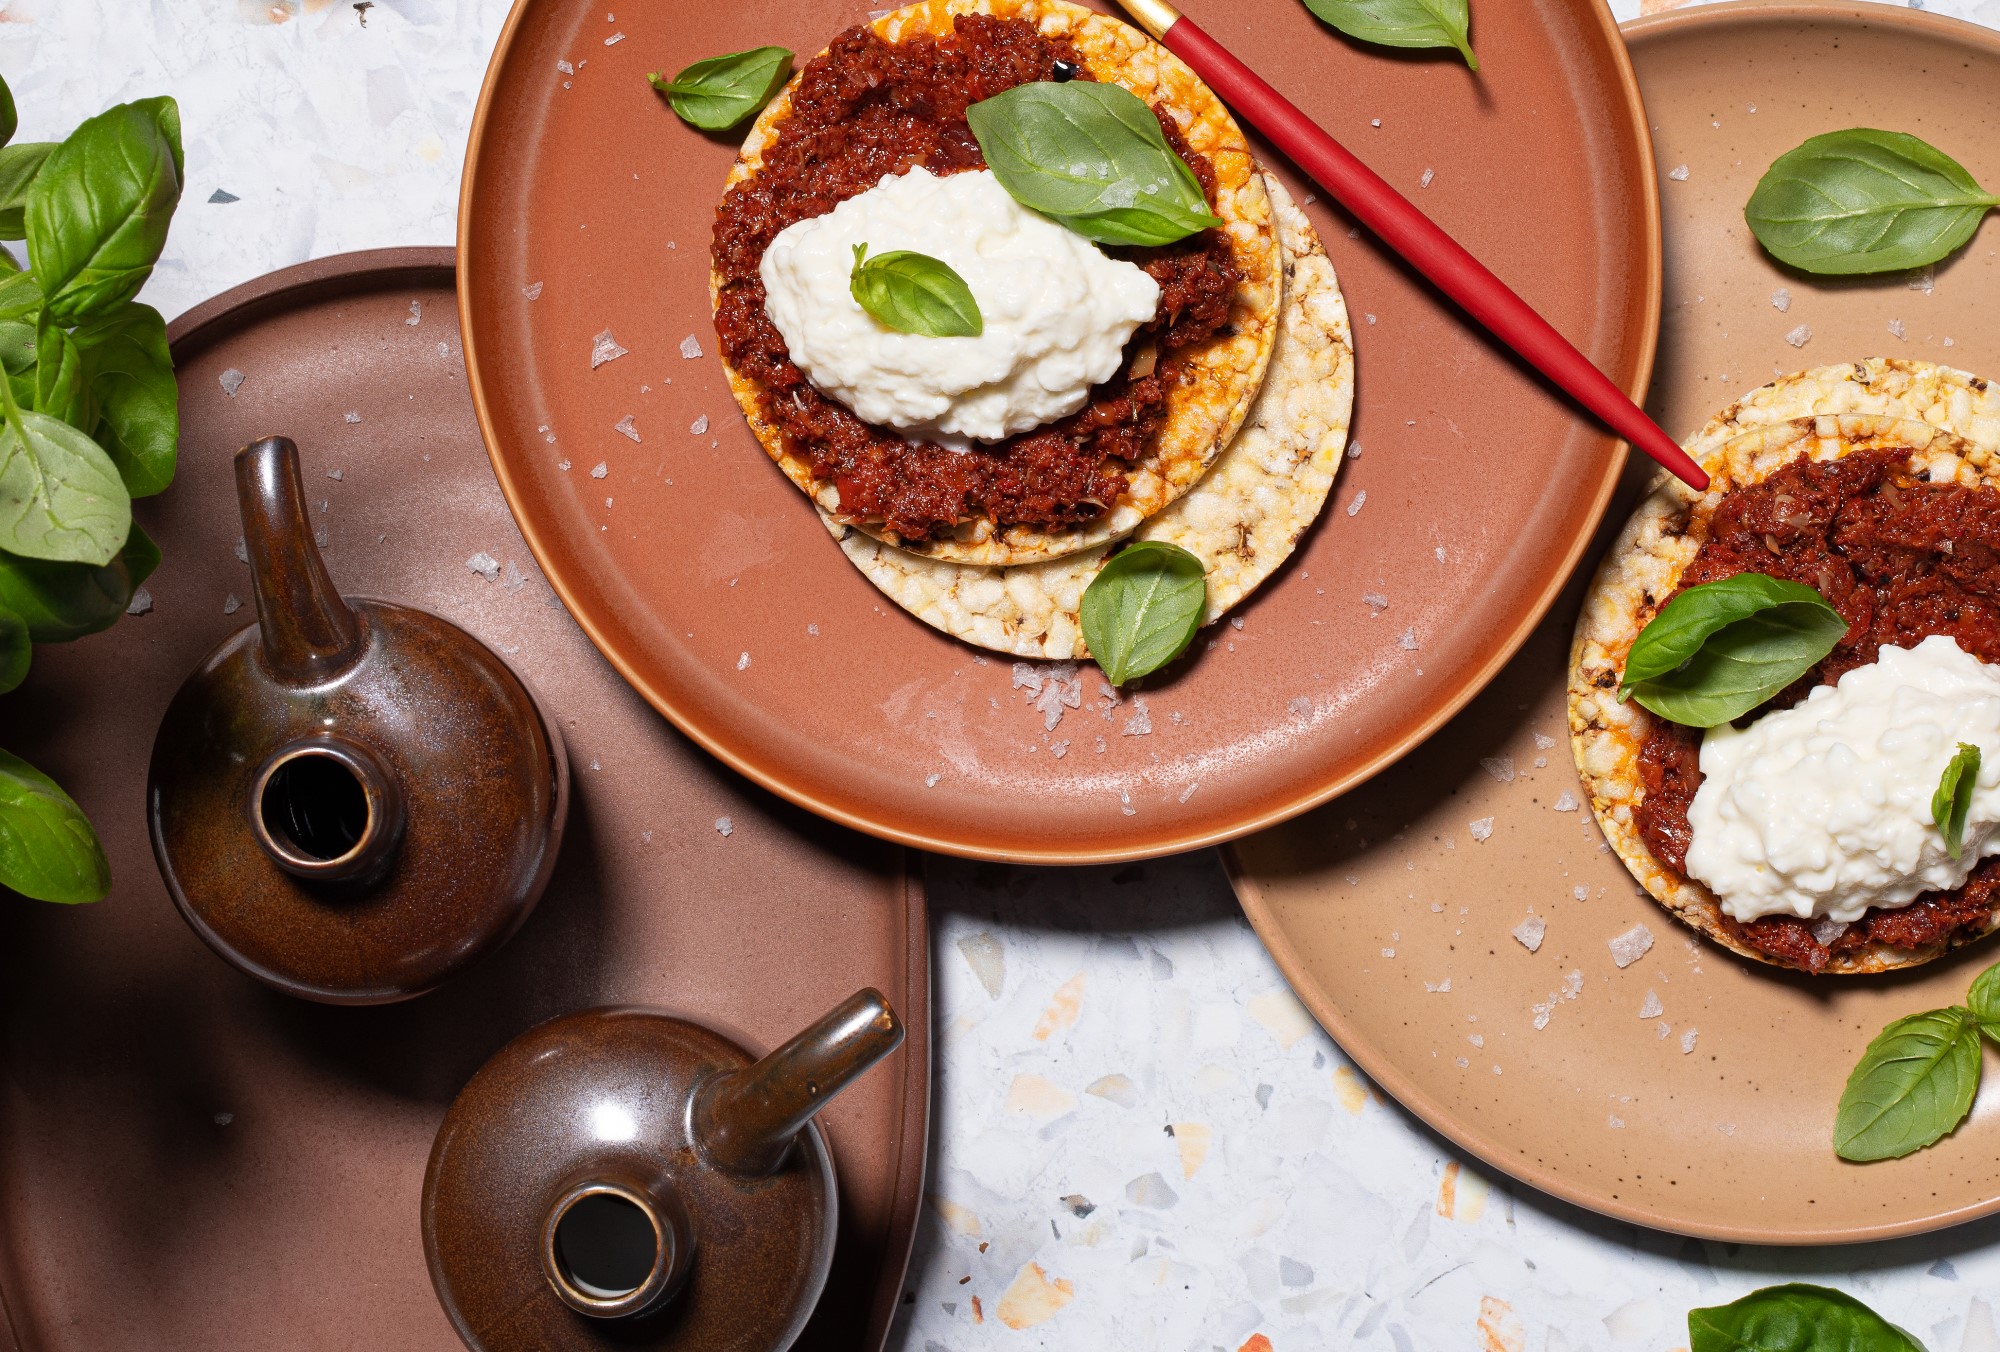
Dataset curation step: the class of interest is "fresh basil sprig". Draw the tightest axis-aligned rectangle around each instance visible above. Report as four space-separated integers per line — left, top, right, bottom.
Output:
848 245 982 338
0 747 110 904
1745 128 1999 276
648 47 793 131
1932 743 1981 862
1620 573 1846 727
966 82 1223 247
1689 1285 1926 1352
1834 1006 1983 1162
1968 961 2000 1039
0 142 55 241
1300 0 1479 71
1081 541 1207 686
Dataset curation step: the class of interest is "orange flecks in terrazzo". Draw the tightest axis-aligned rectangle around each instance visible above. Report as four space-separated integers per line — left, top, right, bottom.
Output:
996 1262 1074 1330
970 1294 983 1324
1239 1336 1275 1352
1478 1296 1526 1352
1171 1121 1213 1178
929 1195 981 1237
1085 1073 1138 1107
1435 1160 1489 1222
1033 973 1086 1041
1246 988 1315 1048
1004 1073 1077 1123
1332 1065 1369 1114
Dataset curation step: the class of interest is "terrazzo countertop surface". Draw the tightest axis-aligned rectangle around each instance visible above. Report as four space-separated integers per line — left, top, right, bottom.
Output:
6 0 2000 1349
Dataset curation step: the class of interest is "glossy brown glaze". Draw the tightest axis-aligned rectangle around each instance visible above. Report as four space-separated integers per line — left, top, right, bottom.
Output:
147 435 570 1003
424 990 903 1352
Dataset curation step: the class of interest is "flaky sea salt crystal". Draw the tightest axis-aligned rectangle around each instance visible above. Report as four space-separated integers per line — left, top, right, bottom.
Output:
1468 816 1494 842
1609 924 1655 968
1638 990 1663 1019
1119 789 1135 817
1573 886 1589 901
406 300 422 326
1362 592 1390 611
523 281 544 300
1398 627 1418 651
1811 916 1848 947
1888 318 1907 341
1178 782 1199 803
604 30 624 44
736 652 750 671
715 816 733 837
1608 1115 1625 1129
925 772 941 788
1770 288 1791 313
1561 969 1583 1000
589 461 608 479
466 552 501 581
1681 1028 1699 1054
1012 662 1041 692
1424 979 1450 993
344 411 361 424
1531 998 1556 1031
590 329 629 368
1346 489 1366 517
680 334 704 359
1533 732 1556 749
125 587 153 616
1667 164 1690 181
1513 915 1546 953
690 414 709 435
613 414 640 442
1784 324 1812 348
326 468 343 481
1418 167 1434 188
557 59 574 74
1552 790 1579 812
1908 266 1936 294
223 592 242 615
219 368 246 396
1122 699 1151 736
1480 756 1515 783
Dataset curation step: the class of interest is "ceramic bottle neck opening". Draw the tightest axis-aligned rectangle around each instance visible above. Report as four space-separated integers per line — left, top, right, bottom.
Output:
249 739 405 882
540 1178 695 1320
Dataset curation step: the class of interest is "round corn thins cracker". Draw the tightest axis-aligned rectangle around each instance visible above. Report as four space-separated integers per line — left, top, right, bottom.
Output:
1569 359 2000 974
713 0 1283 567
825 172 1351 660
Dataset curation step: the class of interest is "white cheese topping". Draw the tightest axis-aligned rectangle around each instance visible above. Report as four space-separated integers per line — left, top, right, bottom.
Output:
1685 635 2000 923
759 167 1161 444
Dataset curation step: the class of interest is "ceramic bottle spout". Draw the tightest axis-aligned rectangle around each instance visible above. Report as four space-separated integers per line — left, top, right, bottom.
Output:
237 435 365 685
693 988 906 1177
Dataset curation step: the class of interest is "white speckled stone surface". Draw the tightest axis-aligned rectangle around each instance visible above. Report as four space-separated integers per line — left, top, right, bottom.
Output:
6 1 2000 1348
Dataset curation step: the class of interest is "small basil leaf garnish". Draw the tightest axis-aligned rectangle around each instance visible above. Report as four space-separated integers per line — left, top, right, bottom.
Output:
966 81 1224 247
1745 128 2000 276
0 604 26 694
0 525 156 644
0 142 55 241
648 47 793 132
1300 0 1479 71
848 245 982 338
1932 742 1981 862
1081 541 1207 686
0 374 131 566
26 97 183 325
1968 960 2000 1043
1833 1006 1982 1163
33 312 92 430
0 746 110 904
71 301 177 496
1621 572 1847 728
1689 1284 1926 1352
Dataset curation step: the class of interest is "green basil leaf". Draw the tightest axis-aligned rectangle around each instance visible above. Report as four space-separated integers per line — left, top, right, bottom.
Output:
73 301 176 496
1689 1283 1926 1352
0 318 34 375
0 604 26 694
0 142 55 240
0 267 41 323
1833 1006 1982 1162
0 746 110 904
966 81 1224 247
33 312 91 430
1968 960 2000 1043
1932 742 1982 862
0 526 155 644
848 245 983 338
26 96 184 325
648 47 793 131
0 378 131 565
0 73 15 149
1300 0 1479 70
1081 541 1207 685
1745 128 1999 276
1622 573 1847 727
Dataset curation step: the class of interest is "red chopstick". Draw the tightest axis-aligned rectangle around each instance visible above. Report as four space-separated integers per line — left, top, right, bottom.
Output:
1112 0 1708 491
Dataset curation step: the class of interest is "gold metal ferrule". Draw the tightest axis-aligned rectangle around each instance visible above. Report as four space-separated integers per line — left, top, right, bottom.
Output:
1110 0 1182 41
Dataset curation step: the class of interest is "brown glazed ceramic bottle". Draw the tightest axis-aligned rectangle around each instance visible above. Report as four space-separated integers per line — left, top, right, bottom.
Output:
147 435 568 1004
422 989 906 1352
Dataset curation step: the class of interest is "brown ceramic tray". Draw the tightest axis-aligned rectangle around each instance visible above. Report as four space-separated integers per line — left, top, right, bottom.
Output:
0 249 929 1348
1227 2 2000 1244
457 0 1661 863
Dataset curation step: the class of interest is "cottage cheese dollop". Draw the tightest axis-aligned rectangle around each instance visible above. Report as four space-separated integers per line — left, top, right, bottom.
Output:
1685 635 2000 923
759 167 1161 444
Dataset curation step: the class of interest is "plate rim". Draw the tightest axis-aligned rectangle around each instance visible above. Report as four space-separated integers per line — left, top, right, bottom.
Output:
455 0 1662 864
1229 0 2000 1246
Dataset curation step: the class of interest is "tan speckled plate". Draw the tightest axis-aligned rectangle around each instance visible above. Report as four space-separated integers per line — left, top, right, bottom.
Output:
458 0 1659 862
1229 2 2000 1243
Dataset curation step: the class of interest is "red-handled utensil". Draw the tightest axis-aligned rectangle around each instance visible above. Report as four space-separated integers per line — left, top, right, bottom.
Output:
1112 0 1708 491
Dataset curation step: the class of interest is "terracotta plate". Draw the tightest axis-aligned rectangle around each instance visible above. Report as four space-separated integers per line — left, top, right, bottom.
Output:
457 0 1660 862
1228 3 2000 1243
0 251 927 1350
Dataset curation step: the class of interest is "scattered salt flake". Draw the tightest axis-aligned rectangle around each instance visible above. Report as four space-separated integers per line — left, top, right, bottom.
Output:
1608 1115 1625 1129
1229 616 1245 631
557 59 574 74
1480 756 1515 783
1512 914 1546 953
1287 695 1312 718
438 340 449 358
690 413 709 435
1051 740 1070 759
1533 732 1557 750
1418 167 1434 188
125 586 153 616
613 414 640 442
1177 782 1199 803
925 772 941 788
714 816 733 837
1468 816 1494 842
1381 947 1396 958
1362 592 1390 611
223 592 242 615
343 411 361 424
1784 323 1812 348
326 468 343 481
1908 266 1936 294
1680 1027 1699 1055
1552 790 1579 812
522 281 544 300
1346 489 1366 517
1398 627 1418 651
405 300 422 326
1888 318 1908 341
466 551 501 581
590 329 628 368
1657 1021 1673 1039
604 30 624 44
1770 288 1791 313
1433 545 1447 563
1561 969 1583 1000
1424 978 1451 993
219 368 246 397
736 651 750 671
1122 699 1152 736
680 334 703 359
1573 885 1589 901
1609 923 1655 968
1119 788 1135 817
589 461 608 479
1945 336 1956 347
1667 164 1690 181
1370 118 1381 127
1530 998 1556 1031
1638 990 1663 1019
1811 915 1849 946
234 537 248 563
